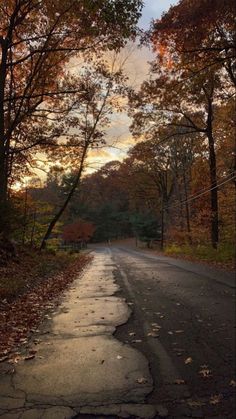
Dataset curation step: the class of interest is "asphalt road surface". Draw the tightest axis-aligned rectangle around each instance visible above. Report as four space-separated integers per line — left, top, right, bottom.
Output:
111 245 235 419
0 246 235 419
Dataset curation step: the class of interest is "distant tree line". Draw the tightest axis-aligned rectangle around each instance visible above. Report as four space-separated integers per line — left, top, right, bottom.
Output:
1 0 235 254
0 0 143 252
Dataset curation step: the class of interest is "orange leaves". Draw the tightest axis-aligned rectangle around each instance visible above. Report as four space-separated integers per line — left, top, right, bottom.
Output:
0 253 91 359
62 219 95 243
150 40 174 71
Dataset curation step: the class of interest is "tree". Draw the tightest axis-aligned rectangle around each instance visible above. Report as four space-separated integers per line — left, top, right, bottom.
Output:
67 161 132 242
0 0 143 237
128 139 175 248
146 0 235 248
129 55 229 248
152 0 236 86
62 219 95 248
130 212 161 248
40 63 127 249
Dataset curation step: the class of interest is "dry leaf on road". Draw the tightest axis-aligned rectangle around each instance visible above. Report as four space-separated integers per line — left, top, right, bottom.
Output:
199 368 211 377
187 400 205 407
24 355 35 361
174 379 185 385
0 356 8 362
137 377 148 384
147 332 159 338
210 394 223 405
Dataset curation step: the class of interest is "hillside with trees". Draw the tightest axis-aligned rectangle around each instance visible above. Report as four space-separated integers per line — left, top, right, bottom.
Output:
0 0 235 268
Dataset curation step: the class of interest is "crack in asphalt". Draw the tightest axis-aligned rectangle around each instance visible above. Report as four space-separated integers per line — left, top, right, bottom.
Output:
114 264 190 399
110 246 235 418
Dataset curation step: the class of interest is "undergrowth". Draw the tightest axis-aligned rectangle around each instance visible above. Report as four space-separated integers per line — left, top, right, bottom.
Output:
164 242 235 270
0 247 83 300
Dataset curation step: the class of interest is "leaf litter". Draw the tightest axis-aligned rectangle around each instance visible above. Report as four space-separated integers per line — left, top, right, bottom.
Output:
0 254 91 363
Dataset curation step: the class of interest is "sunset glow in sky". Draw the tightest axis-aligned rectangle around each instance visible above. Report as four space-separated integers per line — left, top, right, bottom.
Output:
30 1 179 184
86 0 179 171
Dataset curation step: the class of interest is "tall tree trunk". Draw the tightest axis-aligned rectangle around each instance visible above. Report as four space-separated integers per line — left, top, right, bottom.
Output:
22 188 28 245
183 169 192 244
160 197 165 250
40 145 88 250
0 39 8 235
175 173 184 232
206 95 219 249
30 210 37 247
207 130 218 249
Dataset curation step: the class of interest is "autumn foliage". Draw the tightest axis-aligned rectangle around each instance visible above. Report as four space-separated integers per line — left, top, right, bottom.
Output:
0 0 235 265
0 0 143 246
0 251 92 362
62 220 95 244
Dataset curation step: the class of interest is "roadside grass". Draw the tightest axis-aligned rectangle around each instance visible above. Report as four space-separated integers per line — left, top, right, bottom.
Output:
164 242 235 270
0 248 82 301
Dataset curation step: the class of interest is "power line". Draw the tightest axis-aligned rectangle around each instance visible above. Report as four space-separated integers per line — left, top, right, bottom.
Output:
184 170 236 198
166 174 236 210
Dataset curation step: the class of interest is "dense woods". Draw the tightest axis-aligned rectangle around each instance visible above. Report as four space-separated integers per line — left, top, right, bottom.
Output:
0 0 235 266
0 0 142 253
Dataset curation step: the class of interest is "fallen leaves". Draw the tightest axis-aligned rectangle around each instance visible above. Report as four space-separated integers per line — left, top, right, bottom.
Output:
8 355 21 364
187 399 205 407
147 332 159 338
0 253 91 360
199 367 212 378
137 377 148 384
24 354 35 361
172 347 185 356
229 379 236 387
185 357 193 365
209 394 223 405
151 323 161 329
174 379 185 385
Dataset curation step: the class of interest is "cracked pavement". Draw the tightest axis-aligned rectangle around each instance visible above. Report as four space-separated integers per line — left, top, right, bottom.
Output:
0 249 158 419
0 246 235 418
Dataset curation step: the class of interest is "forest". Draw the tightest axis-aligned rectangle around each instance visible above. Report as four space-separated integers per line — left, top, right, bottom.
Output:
0 0 235 268
0 3 235 417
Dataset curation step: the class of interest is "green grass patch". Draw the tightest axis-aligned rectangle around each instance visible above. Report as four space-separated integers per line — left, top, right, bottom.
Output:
165 242 235 270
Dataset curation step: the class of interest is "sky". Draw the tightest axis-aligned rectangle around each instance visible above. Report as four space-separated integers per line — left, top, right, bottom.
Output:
87 0 179 172
29 1 179 185
139 0 177 29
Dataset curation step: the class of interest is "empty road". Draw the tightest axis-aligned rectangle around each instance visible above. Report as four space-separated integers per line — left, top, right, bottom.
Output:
111 245 235 418
0 246 235 419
